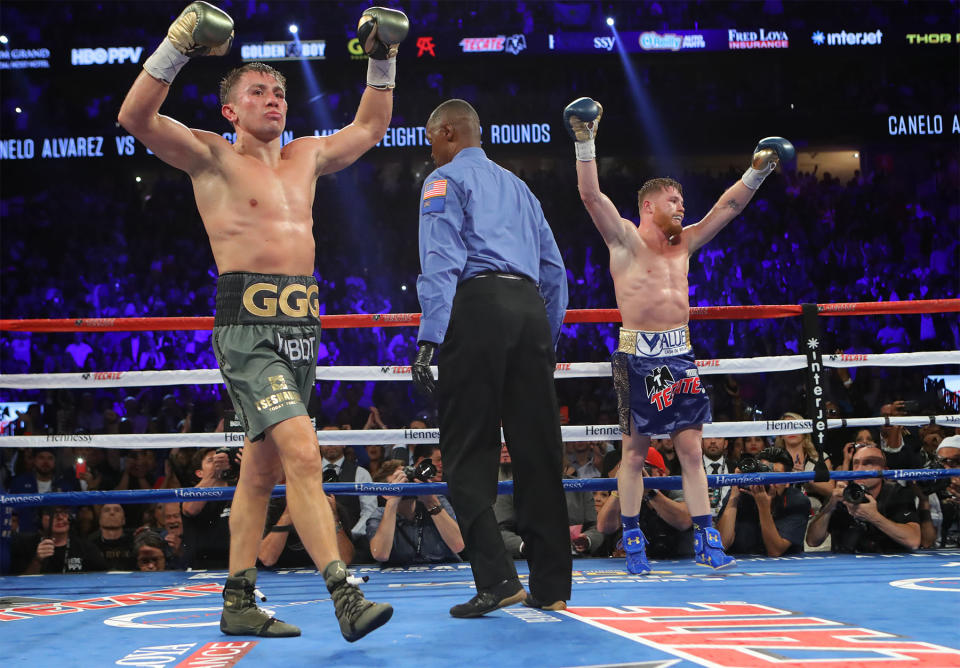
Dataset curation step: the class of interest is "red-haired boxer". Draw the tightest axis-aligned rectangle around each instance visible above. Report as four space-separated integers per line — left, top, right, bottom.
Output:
563 96 793 573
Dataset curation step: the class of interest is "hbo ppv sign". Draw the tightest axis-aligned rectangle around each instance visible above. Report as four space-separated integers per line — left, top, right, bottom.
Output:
71 47 144 65
242 283 320 318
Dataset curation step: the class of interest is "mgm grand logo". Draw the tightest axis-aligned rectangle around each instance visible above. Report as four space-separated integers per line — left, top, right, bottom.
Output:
242 282 320 318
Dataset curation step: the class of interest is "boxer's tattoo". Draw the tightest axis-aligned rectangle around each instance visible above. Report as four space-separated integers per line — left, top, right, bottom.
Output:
723 198 742 212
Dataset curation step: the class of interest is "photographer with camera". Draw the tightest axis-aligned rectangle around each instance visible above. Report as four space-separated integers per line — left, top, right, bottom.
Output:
366 459 464 566
181 447 239 569
716 448 810 557
806 444 920 553
932 435 960 548
260 476 355 567
878 401 924 471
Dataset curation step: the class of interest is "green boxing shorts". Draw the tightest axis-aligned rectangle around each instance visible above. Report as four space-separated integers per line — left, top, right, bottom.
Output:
212 272 322 441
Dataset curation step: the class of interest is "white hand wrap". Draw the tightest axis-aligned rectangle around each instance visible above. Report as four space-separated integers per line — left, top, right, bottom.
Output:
574 138 596 162
741 163 776 190
366 56 396 90
143 38 190 85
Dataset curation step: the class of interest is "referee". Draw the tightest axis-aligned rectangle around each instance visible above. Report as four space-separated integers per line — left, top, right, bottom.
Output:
412 99 571 617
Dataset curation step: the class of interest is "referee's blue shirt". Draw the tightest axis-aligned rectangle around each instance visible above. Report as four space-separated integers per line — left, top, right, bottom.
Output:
416 147 568 347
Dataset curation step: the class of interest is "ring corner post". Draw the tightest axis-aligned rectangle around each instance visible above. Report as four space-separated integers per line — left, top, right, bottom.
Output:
0 497 11 575
801 303 831 483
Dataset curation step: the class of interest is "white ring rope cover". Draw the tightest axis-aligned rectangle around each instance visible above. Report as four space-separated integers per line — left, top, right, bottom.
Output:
0 351 956 389
4 416 959 448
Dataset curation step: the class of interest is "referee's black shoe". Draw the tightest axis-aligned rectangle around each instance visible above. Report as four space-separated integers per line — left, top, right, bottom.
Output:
449 579 525 618
522 593 567 611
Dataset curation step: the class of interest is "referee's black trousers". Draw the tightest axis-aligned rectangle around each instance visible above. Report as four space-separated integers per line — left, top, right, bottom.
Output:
438 275 572 603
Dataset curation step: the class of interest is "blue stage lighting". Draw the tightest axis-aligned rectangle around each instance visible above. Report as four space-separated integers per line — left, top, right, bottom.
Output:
606 17 614 27
288 24 299 35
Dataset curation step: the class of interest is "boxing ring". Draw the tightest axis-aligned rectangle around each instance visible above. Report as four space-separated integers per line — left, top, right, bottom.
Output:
1 299 959 667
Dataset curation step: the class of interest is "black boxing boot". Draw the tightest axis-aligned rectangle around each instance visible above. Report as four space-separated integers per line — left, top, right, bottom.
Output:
220 568 300 637
324 560 393 642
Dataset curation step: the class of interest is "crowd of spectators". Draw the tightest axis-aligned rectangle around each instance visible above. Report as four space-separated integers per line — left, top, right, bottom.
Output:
1 0 958 574
5 422 958 575
2 146 958 574
2 155 957 392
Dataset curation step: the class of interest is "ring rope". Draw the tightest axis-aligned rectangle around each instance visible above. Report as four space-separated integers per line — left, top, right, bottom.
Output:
1 351 956 390
1 469 954 508
4 416 959 449
1 298 957 333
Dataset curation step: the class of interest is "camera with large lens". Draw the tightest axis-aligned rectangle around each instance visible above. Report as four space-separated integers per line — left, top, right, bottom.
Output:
843 481 869 504
917 461 949 496
403 459 437 483
737 457 771 475
215 446 242 482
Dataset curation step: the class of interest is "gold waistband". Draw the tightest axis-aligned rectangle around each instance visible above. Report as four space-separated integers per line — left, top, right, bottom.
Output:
617 325 691 356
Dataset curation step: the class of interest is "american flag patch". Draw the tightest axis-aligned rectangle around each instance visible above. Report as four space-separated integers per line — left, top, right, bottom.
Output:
423 179 447 199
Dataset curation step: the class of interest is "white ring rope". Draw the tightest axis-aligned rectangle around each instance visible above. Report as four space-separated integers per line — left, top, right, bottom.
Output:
0 350 956 390
4 416 959 449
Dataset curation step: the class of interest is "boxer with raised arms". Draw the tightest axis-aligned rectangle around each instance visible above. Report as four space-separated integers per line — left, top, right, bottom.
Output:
563 96 794 574
119 2 408 641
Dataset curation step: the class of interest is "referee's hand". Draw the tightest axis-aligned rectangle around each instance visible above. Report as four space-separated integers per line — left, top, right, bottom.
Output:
412 341 438 397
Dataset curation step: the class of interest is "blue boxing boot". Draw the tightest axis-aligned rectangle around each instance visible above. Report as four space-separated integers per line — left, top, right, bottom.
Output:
694 526 736 570
622 528 651 575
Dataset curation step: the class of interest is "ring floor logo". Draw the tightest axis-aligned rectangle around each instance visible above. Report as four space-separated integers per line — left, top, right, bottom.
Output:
105 606 244 629
115 641 257 668
0 583 222 622
103 598 327 629
890 576 960 592
563 602 960 666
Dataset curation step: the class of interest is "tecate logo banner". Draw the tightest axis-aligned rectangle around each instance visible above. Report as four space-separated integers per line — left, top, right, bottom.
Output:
459 34 527 54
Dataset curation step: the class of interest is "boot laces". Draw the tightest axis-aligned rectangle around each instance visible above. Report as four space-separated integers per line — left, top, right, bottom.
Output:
332 581 371 622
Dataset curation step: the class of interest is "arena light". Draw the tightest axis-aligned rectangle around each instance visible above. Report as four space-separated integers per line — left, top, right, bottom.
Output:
609 23 678 175
288 24 298 35
15 106 22 114
135 176 142 183
606 17 615 27
0 35 8 44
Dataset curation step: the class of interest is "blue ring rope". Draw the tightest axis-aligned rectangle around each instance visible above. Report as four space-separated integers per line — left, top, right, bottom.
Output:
0 468 954 508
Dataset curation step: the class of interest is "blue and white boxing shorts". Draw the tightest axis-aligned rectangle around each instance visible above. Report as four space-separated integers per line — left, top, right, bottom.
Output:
611 325 711 436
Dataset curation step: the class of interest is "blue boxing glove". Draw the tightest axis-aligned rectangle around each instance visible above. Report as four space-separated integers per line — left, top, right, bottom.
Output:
357 6 409 90
741 136 795 190
562 97 603 161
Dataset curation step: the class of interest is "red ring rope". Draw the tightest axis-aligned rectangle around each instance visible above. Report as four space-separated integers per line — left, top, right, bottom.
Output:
0 299 957 333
